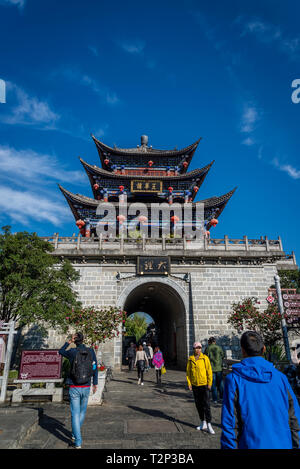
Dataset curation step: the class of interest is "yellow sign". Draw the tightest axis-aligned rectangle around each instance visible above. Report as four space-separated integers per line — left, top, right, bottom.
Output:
131 180 162 193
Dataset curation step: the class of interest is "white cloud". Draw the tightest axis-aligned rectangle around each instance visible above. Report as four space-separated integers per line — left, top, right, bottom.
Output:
0 0 25 8
0 145 85 187
239 17 300 60
240 104 261 135
2 82 60 127
242 137 255 146
119 40 145 55
272 158 300 180
55 68 119 106
0 186 71 226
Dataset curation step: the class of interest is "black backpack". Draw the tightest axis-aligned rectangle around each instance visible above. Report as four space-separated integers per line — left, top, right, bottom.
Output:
71 347 94 385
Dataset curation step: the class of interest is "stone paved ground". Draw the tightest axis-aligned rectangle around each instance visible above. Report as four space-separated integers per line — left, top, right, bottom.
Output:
20 367 222 450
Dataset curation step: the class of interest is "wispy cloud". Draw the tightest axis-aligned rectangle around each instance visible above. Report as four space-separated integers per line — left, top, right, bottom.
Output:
0 0 25 8
54 68 119 106
0 186 71 226
272 158 300 180
119 40 145 55
1 82 60 128
0 145 85 226
240 104 260 134
88 45 99 57
238 16 300 61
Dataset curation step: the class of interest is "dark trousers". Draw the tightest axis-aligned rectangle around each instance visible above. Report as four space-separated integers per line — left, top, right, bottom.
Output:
128 357 135 371
192 385 212 423
156 369 161 384
137 368 144 382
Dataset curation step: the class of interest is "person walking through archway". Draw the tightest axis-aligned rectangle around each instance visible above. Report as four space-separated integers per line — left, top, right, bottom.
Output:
135 344 149 385
186 342 214 434
152 346 164 386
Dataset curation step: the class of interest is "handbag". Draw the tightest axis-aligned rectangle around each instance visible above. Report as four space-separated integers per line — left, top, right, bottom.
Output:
161 365 166 375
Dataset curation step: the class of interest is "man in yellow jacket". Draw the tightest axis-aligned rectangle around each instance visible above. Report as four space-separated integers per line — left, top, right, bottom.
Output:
186 341 215 434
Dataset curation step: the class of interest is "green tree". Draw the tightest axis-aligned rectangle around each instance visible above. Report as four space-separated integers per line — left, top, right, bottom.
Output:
0 226 80 332
278 269 300 293
65 306 127 346
227 297 284 359
124 313 148 342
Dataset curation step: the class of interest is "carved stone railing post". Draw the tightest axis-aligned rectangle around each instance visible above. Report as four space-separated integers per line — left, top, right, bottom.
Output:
265 236 270 252
224 235 229 251
243 235 249 251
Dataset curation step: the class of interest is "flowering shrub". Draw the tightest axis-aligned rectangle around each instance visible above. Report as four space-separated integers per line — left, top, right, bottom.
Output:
65 306 127 346
228 297 284 352
98 364 106 372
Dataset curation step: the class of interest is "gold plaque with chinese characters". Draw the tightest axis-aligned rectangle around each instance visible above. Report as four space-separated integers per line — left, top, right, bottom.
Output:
131 180 162 193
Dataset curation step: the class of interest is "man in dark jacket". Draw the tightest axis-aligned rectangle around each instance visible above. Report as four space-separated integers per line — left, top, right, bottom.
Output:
205 337 224 403
59 332 98 449
126 342 136 371
221 331 300 449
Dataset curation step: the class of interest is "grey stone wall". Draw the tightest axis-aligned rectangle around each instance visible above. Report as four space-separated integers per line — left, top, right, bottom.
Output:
16 262 280 367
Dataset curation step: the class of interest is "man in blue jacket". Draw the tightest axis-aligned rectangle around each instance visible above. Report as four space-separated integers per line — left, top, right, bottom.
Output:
221 331 300 449
59 332 98 449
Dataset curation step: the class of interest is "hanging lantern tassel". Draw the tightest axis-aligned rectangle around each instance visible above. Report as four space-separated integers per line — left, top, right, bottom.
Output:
210 218 218 227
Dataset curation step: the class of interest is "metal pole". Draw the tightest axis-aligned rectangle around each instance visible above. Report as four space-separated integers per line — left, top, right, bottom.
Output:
274 275 292 364
0 321 16 403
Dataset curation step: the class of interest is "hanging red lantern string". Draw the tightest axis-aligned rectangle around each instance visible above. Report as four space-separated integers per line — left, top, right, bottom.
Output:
104 158 110 165
148 160 153 167
93 183 99 190
119 185 124 192
168 187 173 192
193 186 199 193
183 161 188 168
171 215 180 224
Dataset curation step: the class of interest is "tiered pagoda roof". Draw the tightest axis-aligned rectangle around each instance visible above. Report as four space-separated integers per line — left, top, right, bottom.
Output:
59 134 236 236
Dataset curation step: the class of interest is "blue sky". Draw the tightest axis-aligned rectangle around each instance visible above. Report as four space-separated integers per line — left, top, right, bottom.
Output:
0 0 299 263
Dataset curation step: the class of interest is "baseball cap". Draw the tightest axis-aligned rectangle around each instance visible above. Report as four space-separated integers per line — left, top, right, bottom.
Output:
193 342 202 348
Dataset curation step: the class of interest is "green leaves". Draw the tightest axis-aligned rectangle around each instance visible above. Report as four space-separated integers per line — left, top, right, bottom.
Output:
0 226 80 330
124 313 148 342
65 306 127 346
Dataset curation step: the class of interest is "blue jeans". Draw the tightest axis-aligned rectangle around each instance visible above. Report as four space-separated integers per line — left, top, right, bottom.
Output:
211 371 224 402
69 386 90 447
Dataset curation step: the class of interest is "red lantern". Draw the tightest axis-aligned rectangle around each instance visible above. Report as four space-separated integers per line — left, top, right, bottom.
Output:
171 215 179 224
168 187 173 192
117 214 126 224
76 219 85 227
148 160 153 167
210 218 218 227
183 161 188 168
119 185 124 192
104 158 110 165
138 215 148 224
93 183 99 190
193 186 199 192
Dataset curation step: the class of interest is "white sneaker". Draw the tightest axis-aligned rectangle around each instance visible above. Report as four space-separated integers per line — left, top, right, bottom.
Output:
141 382 144 386
196 421 207 431
207 423 215 434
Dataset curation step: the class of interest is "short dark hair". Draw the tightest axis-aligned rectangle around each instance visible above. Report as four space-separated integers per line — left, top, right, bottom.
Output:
241 331 264 356
208 337 216 344
74 332 84 346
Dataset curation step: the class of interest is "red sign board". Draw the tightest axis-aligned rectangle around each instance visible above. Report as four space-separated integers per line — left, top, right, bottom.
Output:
19 350 62 380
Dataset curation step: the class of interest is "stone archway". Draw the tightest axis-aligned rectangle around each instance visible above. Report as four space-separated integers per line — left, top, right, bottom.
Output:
117 277 189 369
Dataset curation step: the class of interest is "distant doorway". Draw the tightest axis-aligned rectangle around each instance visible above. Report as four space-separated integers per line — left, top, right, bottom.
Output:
121 280 188 369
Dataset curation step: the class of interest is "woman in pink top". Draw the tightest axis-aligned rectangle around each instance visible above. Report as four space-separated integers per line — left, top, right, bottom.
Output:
152 346 164 386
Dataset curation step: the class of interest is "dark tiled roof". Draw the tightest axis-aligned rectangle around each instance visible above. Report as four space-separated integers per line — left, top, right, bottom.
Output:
80 158 214 181
92 135 201 157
